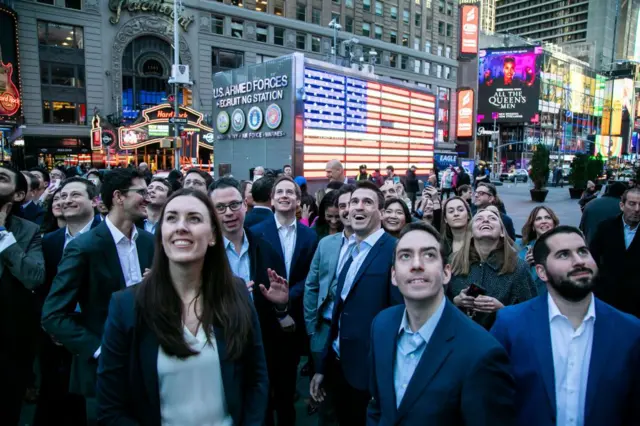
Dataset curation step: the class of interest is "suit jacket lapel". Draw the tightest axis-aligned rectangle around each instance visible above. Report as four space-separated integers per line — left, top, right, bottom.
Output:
584 300 612 419
136 232 154 272
347 232 389 301
95 222 126 289
530 296 557 414
396 301 455 421
290 223 306 276
214 327 235 400
380 307 403 415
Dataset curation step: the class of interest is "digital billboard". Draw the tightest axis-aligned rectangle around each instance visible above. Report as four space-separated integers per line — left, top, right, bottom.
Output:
478 46 543 123
595 135 622 158
602 78 633 136
456 88 474 138
0 6 21 125
459 4 479 58
302 68 436 178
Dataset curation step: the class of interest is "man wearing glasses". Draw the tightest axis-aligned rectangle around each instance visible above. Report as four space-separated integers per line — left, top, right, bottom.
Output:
42 168 155 425
183 168 213 193
473 182 516 241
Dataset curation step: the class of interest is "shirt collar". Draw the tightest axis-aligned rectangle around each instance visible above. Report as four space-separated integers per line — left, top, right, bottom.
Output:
253 205 272 211
622 216 639 231
275 215 297 232
22 200 33 209
65 217 94 240
398 295 447 340
357 228 386 250
223 232 249 252
105 216 138 244
548 292 596 324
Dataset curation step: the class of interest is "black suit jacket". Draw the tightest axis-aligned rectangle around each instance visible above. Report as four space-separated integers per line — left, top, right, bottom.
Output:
96 283 269 426
590 214 640 318
244 207 273 229
41 220 155 396
19 201 46 226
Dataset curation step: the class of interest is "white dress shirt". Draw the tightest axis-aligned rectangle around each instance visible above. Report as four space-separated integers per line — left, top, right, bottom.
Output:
105 216 142 287
332 228 386 356
64 218 94 249
549 293 596 426
157 327 233 426
275 215 297 280
321 232 356 321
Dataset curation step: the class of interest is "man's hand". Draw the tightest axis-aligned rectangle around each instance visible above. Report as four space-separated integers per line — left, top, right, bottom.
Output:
259 268 289 305
0 202 12 228
246 280 254 293
278 315 296 332
310 373 326 402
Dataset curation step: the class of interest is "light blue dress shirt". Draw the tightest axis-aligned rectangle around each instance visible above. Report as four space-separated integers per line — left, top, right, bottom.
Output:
224 233 251 285
64 218 94 249
332 228 386 356
549 293 595 426
622 217 638 249
394 296 446 407
144 219 157 235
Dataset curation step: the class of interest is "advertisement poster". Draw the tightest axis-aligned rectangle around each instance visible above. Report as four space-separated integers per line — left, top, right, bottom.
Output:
0 6 21 125
478 46 543 123
456 88 474 138
459 4 479 57
602 78 633 136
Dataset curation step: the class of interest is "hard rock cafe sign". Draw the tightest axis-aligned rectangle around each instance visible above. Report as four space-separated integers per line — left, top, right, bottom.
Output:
0 6 21 123
108 0 195 31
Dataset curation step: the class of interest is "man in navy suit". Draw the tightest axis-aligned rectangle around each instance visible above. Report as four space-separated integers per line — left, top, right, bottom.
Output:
491 225 640 426
368 222 515 426
310 180 403 426
250 175 318 426
245 176 274 229
18 171 46 225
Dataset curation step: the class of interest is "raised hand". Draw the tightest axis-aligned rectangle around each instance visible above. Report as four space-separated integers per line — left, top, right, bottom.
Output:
259 268 290 305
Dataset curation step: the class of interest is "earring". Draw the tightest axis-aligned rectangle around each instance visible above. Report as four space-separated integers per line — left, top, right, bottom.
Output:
209 241 215 246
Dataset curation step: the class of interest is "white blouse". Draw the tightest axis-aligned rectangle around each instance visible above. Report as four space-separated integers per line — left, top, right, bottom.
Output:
157 326 233 426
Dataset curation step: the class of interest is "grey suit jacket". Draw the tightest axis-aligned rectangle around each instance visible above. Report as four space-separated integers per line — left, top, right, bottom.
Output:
303 233 343 335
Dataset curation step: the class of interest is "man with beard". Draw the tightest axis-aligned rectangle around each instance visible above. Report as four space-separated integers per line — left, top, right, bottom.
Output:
491 226 640 426
42 168 155 425
0 166 45 425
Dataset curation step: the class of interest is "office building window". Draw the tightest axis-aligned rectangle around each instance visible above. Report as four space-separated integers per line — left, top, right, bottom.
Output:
256 54 276 63
346 15 354 32
65 0 82 10
41 62 85 88
231 19 243 38
212 48 244 73
312 36 321 52
375 25 383 40
312 8 321 24
274 0 284 16
389 53 397 68
444 66 450 79
390 30 397 44
438 0 444 12
37 21 84 49
296 4 306 21
414 60 421 73
402 33 409 47
362 22 371 37
333 0 341 3
401 56 407 70
346 0 353 7
438 21 445 36
363 0 371 12
256 0 267 12
446 2 453 16
375 2 383 16
274 27 285 45
445 45 451 58
332 13 340 24
256 24 268 42
426 17 432 30
211 15 224 34
403 9 410 23
425 41 431 53
42 101 86 124
416 0 421 4
390 6 398 19
296 32 306 50
436 64 442 78
437 44 443 55
231 0 242 6
423 61 430 75
37 0 55 4
414 36 421 50
415 13 421 27
446 23 452 37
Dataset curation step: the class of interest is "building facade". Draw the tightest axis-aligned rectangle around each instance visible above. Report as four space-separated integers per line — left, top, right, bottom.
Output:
10 0 459 169
480 0 496 33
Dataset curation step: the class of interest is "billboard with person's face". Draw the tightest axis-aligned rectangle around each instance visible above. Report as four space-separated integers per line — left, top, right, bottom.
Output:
477 46 543 123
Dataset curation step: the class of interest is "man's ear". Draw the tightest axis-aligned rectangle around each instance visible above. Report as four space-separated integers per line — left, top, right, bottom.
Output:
13 191 25 204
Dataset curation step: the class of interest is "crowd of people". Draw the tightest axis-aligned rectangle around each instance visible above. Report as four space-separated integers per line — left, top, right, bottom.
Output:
0 158 638 426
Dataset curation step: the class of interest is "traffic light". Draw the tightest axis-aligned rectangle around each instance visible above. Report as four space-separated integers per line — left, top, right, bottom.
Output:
182 88 193 106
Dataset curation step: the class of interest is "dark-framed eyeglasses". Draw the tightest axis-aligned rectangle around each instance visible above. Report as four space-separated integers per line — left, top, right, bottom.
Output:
214 201 243 213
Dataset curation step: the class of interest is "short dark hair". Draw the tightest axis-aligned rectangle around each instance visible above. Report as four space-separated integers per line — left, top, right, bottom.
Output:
1 165 27 196
86 170 101 181
606 182 627 198
386 165 394 172
457 184 472 195
283 164 292 170
533 225 585 266
150 177 173 195
23 172 40 191
251 176 274 203
334 183 355 207
209 176 242 197
29 167 50 184
240 180 252 197
384 197 412 227
477 182 497 197
395 221 448 265
271 176 301 200
185 168 213 188
354 180 385 209
327 181 344 191
60 177 99 199
622 187 640 204
100 168 144 211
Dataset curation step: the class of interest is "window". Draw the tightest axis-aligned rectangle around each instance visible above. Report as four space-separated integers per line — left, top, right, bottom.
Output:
403 9 410 23
363 0 371 12
346 16 354 32
312 36 321 52
65 0 82 10
274 0 284 16
231 0 242 6
212 48 244 72
424 41 431 53
42 101 86 124
423 61 430 75
446 2 453 16
390 30 397 44
256 54 276 63
256 24 268 42
332 13 340 25
414 37 421 50
437 44 443 55
390 6 398 19
296 32 306 50
375 2 383 16
389 53 397 68
296 4 306 21
426 17 432 30
438 21 445 36
255 0 267 12
402 33 409 47
312 8 321 25
37 22 84 49
401 56 407 70
346 0 353 7
438 0 444 12
436 64 442 78
375 25 383 40
414 60 421 73
212 15 224 34
362 23 371 37
333 0 341 3
41 62 85 88
416 0 421 4
415 13 421 27
444 66 450 79
274 27 285 45
231 19 243 38
445 45 451 58
446 23 452 37
37 0 55 4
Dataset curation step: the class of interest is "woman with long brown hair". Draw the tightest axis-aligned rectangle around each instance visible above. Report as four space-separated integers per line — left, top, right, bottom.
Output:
440 196 471 258
518 205 559 294
447 206 536 329
97 189 275 425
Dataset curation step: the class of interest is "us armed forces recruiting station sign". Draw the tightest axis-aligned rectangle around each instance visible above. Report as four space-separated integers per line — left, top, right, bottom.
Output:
213 56 294 141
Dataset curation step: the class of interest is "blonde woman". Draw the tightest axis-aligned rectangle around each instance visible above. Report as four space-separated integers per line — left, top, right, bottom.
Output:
447 206 536 329
440 196 471 259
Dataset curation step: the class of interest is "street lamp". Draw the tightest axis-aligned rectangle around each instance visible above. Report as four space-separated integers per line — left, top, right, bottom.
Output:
328 19 342 65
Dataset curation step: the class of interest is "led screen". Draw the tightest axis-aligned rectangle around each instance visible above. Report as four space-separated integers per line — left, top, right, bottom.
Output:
302 67 435 178
595 135 622 158
478 46 543 123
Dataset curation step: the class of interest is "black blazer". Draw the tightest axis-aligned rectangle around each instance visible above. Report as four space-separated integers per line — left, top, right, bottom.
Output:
41 220 155 396
96 283 269 426
244 207 273 229
590 214 640 318
19 201 46 226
